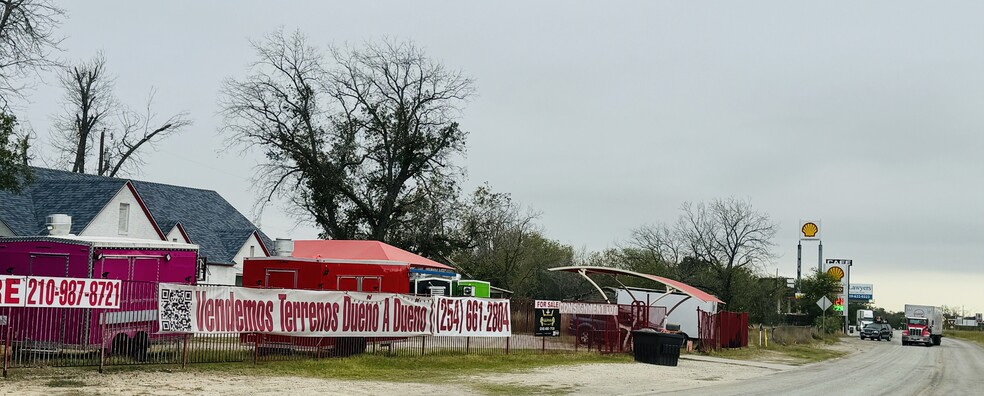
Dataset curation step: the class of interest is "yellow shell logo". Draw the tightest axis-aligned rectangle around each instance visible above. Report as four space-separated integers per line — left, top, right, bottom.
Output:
801 222 819 238
826 266 845 281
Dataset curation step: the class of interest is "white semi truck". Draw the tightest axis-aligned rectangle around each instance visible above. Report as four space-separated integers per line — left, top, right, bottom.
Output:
902 304 943 346
856 309 875 331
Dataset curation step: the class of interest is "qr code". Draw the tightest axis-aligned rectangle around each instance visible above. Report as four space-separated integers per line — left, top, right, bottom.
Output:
160 288 193 332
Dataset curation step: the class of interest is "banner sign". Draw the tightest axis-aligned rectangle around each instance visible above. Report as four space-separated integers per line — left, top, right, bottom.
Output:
849 283 873 300
158 284 433 336
433 296 512 337
824 259 851 317
534 300 560 337
0 276 26 307
0 275 121 309
559 302 617 316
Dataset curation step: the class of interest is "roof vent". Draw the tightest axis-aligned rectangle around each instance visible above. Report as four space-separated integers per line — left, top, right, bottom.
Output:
46 214 72 236
274 238 294 257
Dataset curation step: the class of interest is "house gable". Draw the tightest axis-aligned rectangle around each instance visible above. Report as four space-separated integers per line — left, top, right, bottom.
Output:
132 180 272 265
205 232 270 286
232 232 270 266
166 223 191 243
80 181 164 240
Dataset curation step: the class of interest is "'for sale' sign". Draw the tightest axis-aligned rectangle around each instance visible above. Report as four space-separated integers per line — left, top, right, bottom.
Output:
534 300 560 337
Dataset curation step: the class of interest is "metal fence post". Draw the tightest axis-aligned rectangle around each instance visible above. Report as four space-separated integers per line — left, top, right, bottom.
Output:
3 308 11 378
253 333 260 365
99 312 105 374
574 315 579 352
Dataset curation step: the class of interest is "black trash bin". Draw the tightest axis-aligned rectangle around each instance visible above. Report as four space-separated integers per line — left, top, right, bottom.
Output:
632 330 684 367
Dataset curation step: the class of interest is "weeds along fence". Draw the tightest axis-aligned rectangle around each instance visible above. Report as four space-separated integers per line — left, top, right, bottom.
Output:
2 283 634 373
746 325 816 346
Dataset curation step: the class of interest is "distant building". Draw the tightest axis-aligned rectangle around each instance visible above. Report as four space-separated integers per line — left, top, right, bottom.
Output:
0 167 271 285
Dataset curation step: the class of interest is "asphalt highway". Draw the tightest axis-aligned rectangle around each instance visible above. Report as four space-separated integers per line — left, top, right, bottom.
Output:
661 331 984 396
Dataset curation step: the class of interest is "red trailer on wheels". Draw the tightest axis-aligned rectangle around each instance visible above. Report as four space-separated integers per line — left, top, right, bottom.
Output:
241 239 455 355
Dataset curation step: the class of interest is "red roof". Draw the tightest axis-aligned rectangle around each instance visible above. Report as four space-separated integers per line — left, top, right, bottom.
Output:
291 240 454 271
547 266 724 304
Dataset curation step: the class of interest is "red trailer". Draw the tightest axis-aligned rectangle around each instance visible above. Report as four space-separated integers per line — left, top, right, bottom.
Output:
241 239 456 355
243 257 411 293
0 235 198 359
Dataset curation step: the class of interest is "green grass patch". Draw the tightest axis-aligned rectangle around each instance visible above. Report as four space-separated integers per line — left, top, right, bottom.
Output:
703 341 846 365
944 330 984 346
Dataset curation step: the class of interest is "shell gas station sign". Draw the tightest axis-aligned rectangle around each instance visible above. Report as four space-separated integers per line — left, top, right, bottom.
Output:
799 220 821 240
824 259 851 314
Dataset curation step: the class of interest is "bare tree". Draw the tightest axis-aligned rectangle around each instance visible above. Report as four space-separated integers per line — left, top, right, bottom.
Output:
104 91 190 177
0 0 64 109
221 29 474 250
53 54 191 176
52 53 113 173
627 198 778 304
452 185 574 298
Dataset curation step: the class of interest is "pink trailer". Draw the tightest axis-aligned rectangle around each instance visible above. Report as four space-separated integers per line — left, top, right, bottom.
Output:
0 235 198 360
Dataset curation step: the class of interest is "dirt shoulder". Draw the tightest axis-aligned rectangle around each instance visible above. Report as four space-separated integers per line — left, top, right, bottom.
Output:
1 339 861 396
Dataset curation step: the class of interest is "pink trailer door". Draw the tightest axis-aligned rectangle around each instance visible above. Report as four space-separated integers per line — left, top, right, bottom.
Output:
20 253 75 347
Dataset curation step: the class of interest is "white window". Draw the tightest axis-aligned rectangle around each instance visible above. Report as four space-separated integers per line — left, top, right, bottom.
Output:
118 203 130 234
249 246 255 257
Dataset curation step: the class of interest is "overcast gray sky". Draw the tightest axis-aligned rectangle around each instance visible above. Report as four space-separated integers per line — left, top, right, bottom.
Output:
19 1 984 314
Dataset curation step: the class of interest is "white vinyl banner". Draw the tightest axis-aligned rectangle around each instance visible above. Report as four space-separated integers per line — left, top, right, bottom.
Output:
432 296 512 337
158 284 433 336
0 275 26 307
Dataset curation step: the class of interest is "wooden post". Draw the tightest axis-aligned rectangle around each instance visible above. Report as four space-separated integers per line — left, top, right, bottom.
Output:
420 336 426 356
98 329 105 374
506 336 510 354
182 334 189 368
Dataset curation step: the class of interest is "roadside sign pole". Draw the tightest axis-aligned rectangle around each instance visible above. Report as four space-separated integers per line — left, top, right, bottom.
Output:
818 242 823 275
796 242 802 292
817 296 832 332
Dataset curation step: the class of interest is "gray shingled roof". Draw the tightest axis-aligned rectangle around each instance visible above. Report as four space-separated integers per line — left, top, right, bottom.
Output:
0 168 127 235
131 180 273 264
0 167 271 265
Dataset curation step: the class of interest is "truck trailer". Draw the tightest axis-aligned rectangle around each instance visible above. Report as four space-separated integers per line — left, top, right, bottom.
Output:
856 309 874 334
902 304 943 346
0 235 199 359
